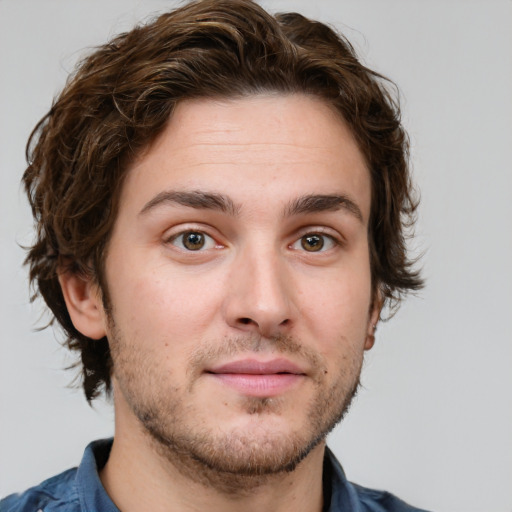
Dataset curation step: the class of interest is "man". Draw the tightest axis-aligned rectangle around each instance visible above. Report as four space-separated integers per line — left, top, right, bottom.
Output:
2 1 427 511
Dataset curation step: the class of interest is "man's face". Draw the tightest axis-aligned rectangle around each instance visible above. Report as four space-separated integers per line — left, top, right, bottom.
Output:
96 94 378 475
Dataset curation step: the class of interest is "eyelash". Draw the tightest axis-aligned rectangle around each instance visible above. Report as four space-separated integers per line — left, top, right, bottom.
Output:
166 230 219 251
289 231 341 253
165 228 342 254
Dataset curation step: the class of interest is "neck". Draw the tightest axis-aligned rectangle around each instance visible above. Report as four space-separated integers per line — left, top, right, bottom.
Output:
100 417 326 512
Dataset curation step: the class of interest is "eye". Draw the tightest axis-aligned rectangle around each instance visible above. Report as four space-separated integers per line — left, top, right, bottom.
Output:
169 231 217 251
291 233 338 252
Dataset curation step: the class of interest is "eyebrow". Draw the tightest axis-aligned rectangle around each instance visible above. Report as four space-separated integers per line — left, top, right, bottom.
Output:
139 190 239 216
139 189 363 223
285 194 363 222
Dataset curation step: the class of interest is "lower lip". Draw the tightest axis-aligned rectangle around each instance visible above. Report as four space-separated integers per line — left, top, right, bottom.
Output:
208 373 303 397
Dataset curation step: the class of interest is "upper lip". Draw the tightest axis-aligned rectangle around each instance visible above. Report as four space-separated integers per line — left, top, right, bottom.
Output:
207 358 306 375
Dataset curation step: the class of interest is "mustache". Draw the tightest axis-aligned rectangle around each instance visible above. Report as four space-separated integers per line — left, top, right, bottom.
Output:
187 334 326 378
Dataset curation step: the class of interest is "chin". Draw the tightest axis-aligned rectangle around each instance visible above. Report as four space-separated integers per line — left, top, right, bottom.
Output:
154 420 325 476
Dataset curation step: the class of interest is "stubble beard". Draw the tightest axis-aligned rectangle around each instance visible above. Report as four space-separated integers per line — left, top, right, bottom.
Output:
109 327 363 494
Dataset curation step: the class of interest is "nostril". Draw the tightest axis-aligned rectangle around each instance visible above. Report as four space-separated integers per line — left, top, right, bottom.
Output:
239 318 252 325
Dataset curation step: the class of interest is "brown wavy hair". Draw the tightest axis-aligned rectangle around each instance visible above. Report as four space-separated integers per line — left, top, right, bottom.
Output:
23 0 423 401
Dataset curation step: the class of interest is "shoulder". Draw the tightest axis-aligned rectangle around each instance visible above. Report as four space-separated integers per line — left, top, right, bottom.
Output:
1 439 116 512
324 446 432 512
0 467 81 512
351 482 432 512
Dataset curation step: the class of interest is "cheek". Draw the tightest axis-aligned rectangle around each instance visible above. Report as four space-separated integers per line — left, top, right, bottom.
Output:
297 265 372 347
107 260 224 342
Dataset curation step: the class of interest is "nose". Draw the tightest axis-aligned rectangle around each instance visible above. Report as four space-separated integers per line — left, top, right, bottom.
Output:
223 244 295 338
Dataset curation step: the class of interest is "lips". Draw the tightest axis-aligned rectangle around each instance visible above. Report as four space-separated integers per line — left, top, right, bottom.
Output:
205 358 306 397
208 358 305 375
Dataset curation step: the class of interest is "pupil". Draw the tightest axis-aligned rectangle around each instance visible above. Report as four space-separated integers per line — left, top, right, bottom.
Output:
184 232 204 250
302 234 323 252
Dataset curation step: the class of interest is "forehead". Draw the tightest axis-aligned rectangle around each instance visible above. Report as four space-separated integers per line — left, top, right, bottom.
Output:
122 93 371 221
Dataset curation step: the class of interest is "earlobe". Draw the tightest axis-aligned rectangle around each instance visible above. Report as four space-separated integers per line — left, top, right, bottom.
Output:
58 269 107 340
364 294 382 351
364 322 377 351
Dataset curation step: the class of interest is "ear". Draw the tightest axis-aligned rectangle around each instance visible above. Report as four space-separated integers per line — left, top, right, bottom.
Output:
58 269 107 340
364 292 382 351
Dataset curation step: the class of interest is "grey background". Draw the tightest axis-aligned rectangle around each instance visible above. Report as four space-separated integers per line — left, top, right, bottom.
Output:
1 1 511 511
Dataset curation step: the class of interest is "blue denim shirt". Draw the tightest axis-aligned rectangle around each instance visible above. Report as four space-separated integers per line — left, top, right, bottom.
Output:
1 439 431 512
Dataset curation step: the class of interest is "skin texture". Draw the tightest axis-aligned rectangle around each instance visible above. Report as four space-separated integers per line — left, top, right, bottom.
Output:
60 94 380 512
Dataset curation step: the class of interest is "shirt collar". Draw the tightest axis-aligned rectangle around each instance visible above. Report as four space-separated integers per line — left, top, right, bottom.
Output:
323 445 363 512
76 438 119 512
75 439 357 512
